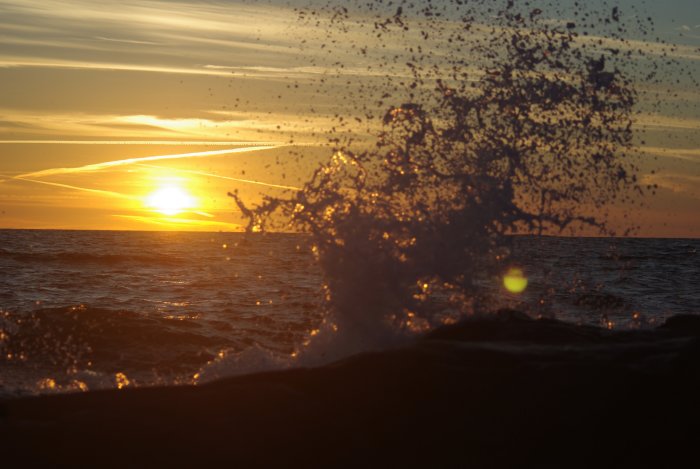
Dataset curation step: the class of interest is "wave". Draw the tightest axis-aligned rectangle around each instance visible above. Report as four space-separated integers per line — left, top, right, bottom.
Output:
0 305 237 395
229 0 674 356
0 300 317 395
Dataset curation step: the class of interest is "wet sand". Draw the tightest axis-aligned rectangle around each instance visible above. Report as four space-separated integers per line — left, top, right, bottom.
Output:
2 311 699 468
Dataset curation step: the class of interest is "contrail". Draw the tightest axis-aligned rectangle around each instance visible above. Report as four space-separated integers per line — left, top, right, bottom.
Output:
0 140 281 146
137 164 301 191
12 177 136 200
17 145 285 179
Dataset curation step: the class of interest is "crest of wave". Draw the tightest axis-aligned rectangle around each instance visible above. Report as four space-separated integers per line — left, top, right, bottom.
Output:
231 1 645 359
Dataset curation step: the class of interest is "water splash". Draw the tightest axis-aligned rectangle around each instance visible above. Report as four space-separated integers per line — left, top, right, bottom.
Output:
231 1 680 354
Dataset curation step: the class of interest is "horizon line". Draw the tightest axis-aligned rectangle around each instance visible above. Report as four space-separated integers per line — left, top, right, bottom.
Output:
0 227 696 240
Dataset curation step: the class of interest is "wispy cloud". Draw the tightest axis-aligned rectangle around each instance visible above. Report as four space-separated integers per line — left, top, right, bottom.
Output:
0 110 178 138
641 172 700 196
0 0 304 76
0 57 235 77
94 36 161 46
0 106 347 142
640 146 700 163
635 114 700 131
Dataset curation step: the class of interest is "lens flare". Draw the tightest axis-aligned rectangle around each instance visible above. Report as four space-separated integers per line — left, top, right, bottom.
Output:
503 268 528 294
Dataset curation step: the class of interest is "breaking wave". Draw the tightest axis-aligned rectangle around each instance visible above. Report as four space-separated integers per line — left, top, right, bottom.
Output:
231 0 692 356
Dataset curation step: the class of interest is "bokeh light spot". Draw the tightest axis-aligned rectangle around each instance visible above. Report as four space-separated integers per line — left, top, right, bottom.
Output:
503 267 528 294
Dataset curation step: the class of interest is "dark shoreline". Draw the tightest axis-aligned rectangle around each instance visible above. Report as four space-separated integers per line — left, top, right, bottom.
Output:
2 311 699 468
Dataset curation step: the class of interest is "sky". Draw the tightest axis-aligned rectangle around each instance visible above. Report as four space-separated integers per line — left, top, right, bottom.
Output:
0 0 698 235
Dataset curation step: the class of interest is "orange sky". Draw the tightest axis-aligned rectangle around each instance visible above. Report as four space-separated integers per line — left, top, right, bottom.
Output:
0 0 698 236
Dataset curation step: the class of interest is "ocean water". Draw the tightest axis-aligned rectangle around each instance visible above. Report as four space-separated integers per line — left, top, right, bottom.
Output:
3 1 697 398
0 230 322 396
0 229 698 396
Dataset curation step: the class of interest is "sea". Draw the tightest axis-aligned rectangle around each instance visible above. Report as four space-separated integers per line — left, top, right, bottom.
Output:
0 229 698 397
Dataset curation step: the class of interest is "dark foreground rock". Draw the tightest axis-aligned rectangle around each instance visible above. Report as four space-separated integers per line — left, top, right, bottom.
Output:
2 311 699 468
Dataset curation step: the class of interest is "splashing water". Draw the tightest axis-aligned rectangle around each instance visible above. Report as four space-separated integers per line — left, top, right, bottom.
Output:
231 0 689 355
2 2 697 394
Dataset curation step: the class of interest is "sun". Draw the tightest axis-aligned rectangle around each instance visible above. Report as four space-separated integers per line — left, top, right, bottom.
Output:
146 185 195 216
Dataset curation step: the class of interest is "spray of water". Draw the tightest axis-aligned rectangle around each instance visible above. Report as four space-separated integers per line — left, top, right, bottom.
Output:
228 1 662 355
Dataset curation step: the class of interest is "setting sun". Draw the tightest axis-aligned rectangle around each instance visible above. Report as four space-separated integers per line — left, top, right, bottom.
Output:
145 185 196 216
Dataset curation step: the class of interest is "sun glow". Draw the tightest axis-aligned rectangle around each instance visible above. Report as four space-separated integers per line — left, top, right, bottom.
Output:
145 185 196 216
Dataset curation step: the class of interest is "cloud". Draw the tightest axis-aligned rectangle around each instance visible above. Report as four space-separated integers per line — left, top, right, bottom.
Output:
641 172 700 196
0 109 184 139
634 114 700 131
641 146 700 163
0 108 289 140
94 36 162 46
0 57 235 77
0 0 305 75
